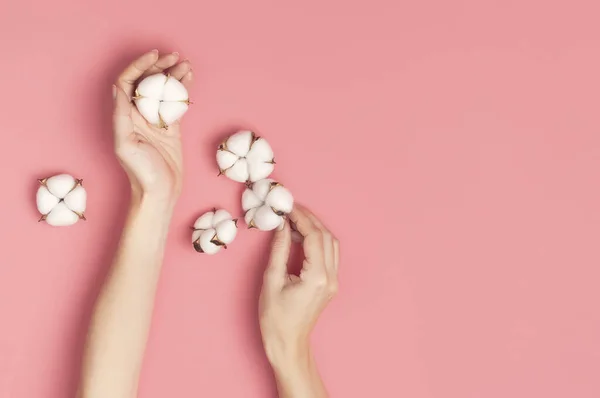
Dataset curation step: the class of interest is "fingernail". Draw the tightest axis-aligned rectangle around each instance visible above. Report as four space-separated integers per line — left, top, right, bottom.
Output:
112 85 117 99
172 51 179 56
277 222 285 231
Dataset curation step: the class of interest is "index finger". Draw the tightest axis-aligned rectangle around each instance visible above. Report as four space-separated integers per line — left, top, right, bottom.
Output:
288 205 320 237
289 205 326 273
116 50 160 98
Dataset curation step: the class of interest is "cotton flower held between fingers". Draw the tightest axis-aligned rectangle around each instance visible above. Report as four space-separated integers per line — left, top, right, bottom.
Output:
36 174 87 227
191 209 238 254
134 73 190 128
216 130 275 183
242 179 294 231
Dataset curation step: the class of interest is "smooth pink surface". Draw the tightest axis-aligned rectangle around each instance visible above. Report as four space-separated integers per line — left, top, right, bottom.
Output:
1 1 600 397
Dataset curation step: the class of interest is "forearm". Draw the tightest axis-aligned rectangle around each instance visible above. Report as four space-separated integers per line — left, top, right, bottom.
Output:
79 192 174 398
268 342 328 398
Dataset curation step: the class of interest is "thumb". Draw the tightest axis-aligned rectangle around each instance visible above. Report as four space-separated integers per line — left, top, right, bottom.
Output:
265 220 292 289
112 85 133 141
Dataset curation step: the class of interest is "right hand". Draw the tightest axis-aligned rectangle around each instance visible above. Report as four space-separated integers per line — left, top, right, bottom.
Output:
259 204 340 366
112 50 193 204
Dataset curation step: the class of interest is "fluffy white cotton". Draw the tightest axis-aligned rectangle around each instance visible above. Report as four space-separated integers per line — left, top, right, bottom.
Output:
36 186 59 215
134 73 189 128
46 202 80 227
64 185 87 214
224 158 249 183
244 207 257 226
46 174 76 199
253 205 283 231
215 219 238 244
193 211 215 230
216 131 275 183
136 73 167 98
242 179 294 231
195 228 221 255
37 174 86 227
192 208 238 254
241 189 263 211
252 178 274 201
135 97 161 126
216 150 237 170
225 130 254 157
266 185 294 214
246 138 274 162
212 209 233 226
161 77 189 101
247 161 275 183
158 101 188 125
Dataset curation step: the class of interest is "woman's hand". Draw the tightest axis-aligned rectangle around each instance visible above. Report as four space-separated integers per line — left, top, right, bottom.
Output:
259 204 339 397
112 50 193 206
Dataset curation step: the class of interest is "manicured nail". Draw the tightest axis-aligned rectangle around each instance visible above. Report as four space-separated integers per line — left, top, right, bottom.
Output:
112 85 117 99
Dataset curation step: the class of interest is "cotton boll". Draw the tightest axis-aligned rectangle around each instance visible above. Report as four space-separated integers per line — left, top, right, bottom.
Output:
133 73 190 127
135 98 161 126
253 205 282 231
224 158 249 183
36 186 59 215
162 76 189 101
191 209 238 253
266 185 294 214
193 211 214 230
215 219 238 244
46 174 76 199
242 189 263 211
37 174 87 226
225 130 254 157
216 131 276 183
64 185 87 214
45 202 80 227
136 73 167 99
243 179 294 231
158 101 188 126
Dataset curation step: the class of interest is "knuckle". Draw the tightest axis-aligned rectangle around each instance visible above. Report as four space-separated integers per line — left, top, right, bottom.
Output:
328 280 339 295
313 275 328 289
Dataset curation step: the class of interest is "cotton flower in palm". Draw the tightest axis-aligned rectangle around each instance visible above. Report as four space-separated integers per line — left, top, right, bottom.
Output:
242 179 294 231
192 209 238 254
134 73 190 128
216 130 275 183
36 174 87 226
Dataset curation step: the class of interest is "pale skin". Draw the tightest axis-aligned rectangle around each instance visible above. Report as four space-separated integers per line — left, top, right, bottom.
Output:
77 50 340 398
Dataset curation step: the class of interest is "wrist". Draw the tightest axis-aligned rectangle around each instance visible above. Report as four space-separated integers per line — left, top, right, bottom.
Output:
264 336 311 372
130 186 177 214
267 343 321 398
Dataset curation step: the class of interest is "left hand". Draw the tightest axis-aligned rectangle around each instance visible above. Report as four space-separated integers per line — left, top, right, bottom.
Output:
112 50 193 204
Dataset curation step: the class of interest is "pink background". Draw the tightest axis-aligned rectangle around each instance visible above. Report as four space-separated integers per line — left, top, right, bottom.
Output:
1 0 600 397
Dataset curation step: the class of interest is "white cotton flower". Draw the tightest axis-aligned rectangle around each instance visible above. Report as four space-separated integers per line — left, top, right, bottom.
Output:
242 179 294 231
134 73 190 128
191 208 238 254
216 130 275 183
36 174 87 227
